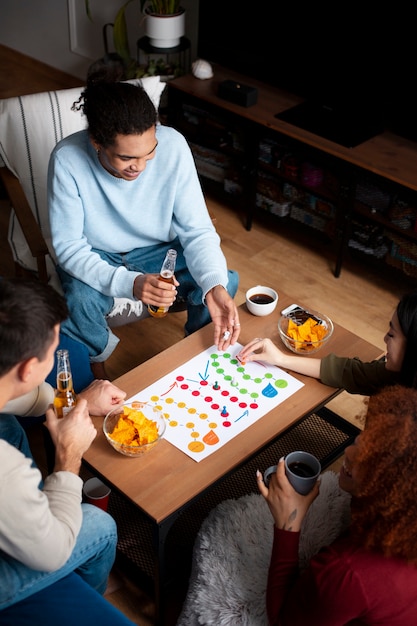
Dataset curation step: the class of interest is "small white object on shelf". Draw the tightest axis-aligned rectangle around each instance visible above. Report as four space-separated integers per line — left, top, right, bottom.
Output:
192 59 213 80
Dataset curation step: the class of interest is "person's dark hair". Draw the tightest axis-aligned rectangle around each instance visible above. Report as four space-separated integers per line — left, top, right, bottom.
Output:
72 73 158 147
350 384 417 564
0 278 68 377
396 291 417 387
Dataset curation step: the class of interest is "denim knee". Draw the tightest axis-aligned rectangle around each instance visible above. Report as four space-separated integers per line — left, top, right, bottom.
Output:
0 505 118 610
81 504 116 533
0 572 136 626
73 505 117 594
227 269 239 298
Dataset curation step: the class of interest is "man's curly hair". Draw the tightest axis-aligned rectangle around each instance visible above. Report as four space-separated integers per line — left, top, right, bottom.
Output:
72 72 158 148
350 384 417 564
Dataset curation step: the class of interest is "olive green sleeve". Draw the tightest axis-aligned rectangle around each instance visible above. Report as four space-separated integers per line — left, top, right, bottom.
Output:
319 353 399 395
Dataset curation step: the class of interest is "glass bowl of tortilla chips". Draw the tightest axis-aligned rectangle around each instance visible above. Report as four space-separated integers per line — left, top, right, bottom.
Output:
278 309 333 354
103 402 166 457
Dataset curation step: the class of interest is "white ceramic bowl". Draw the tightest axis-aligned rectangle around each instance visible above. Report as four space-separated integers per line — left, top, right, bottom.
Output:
245 285 278 316
103 402 166 457
278 309 333 354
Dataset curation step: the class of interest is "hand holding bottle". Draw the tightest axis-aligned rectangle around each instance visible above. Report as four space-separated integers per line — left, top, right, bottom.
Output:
148 249 178 317
133 249 179 316
134 273 179 311
45 398 97 475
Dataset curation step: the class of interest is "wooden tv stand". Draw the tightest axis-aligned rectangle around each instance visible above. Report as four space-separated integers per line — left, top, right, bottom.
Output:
168 64 417 279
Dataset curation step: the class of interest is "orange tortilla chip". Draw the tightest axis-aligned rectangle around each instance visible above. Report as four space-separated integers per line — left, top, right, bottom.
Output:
287 317 328 351
110 406 159 447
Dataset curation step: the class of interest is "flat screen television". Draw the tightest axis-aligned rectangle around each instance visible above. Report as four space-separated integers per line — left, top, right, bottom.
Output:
197 3 416 147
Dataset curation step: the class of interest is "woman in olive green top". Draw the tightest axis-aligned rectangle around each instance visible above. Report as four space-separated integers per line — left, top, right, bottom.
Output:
238 292 417 395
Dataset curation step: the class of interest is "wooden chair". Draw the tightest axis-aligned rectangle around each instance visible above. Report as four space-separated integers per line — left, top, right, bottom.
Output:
0 76 166 325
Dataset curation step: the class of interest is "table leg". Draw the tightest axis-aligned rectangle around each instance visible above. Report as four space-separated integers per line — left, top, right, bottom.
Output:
152 511 184 625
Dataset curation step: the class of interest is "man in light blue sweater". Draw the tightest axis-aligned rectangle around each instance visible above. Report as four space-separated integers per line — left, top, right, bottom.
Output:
48 78 240 377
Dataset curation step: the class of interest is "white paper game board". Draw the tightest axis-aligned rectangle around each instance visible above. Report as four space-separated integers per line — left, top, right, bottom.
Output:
127 343 304 461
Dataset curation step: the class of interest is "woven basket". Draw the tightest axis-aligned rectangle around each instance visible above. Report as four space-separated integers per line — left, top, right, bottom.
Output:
386 233 417 277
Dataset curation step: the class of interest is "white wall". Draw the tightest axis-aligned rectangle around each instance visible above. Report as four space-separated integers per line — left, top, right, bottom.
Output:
0 0 198 80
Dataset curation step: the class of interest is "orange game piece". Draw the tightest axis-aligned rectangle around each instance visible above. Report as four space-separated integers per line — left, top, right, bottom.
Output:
203 429 220 445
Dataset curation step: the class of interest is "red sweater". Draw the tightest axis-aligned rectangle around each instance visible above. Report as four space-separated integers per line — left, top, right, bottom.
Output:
267 527 417 625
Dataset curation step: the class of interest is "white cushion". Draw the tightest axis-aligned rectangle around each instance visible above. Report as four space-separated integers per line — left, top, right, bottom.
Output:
177 471 351 626
0 76 166 281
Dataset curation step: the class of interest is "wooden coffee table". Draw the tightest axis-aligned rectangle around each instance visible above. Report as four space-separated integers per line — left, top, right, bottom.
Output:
83 294 383 624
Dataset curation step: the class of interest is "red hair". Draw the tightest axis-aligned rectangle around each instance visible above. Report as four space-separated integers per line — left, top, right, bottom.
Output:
350 385 417 564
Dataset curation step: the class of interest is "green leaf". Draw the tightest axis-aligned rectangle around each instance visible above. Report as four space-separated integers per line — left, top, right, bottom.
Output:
140 0 181 14
113 0 135 63
85 0 92 21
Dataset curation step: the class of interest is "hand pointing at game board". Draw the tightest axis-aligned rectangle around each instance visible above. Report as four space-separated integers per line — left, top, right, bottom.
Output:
238 338 321 378
238 291 417 397
206 285 241 351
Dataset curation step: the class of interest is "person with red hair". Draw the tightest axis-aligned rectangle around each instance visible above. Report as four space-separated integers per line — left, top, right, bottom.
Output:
258 384 417 625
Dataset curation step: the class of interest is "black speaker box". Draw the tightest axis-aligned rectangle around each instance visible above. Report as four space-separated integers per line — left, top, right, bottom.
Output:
218 79 258 107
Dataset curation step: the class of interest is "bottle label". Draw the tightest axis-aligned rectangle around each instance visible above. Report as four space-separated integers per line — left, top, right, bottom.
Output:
148 304 163 313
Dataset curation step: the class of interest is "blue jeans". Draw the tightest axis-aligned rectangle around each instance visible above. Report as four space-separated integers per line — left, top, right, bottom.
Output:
0 414 33 459
58 239 239 362
0 414 43 487
0 416 117 608
0 571 135 625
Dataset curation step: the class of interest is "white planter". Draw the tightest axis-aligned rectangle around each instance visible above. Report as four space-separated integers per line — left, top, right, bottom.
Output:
144 9 186 48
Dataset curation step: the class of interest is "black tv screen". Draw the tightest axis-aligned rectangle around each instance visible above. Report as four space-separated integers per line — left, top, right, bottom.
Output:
197 3 416 147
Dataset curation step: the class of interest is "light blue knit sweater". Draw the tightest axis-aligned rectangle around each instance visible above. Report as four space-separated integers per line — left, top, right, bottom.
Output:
48 125 228 299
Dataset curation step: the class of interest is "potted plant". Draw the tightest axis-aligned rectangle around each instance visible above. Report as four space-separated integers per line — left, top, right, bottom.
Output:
140 1 182 14
86 1 185 67
141 0 185 48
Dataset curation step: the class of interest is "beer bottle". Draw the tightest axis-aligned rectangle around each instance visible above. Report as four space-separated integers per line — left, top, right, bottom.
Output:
54 349 77 418
147 248 177 318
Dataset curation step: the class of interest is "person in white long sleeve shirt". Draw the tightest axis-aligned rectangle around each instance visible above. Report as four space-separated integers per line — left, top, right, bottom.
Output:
48 76 240 379
0 277 134 626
